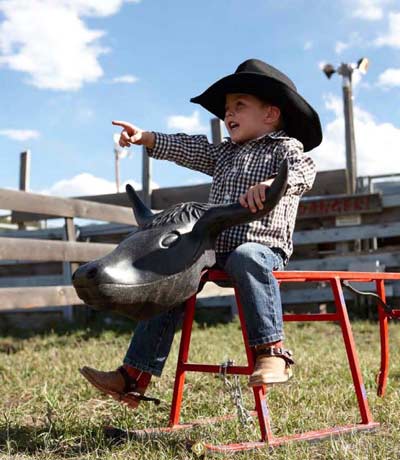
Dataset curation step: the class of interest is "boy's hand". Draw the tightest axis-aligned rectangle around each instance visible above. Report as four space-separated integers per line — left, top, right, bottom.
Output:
239 178 275 213
112 120 155 149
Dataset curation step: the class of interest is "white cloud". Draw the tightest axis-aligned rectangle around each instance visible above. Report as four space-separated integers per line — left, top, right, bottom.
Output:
39 172 158 197
377 68 400 87
375 11 400 48
351 0 385 20
313 94 400 176
167 111 208 134
304 40 313 51
0 0 140 90
0 129 40 141
335 41 350 54
111 74 139 84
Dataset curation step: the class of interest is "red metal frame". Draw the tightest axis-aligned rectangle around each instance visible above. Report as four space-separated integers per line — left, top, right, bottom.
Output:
124 269 400 452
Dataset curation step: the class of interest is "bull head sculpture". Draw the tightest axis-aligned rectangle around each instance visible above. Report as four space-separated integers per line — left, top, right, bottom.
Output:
72 160 288 320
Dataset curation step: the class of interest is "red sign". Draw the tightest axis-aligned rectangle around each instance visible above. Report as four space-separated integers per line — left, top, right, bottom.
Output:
297 194 382 219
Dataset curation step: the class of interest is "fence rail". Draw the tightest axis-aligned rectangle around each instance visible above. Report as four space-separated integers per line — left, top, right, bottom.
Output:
0 187 135 224
0 185 400 317
0 188 132 317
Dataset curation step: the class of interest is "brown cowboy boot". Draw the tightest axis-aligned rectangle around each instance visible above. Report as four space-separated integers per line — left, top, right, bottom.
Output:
79 365 159 409
248 345 294 387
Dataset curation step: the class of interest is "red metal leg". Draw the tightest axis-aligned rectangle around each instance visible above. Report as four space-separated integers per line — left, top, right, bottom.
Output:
234 287 274 443
376 279 389 397
331 277 373 424
168 294 197 427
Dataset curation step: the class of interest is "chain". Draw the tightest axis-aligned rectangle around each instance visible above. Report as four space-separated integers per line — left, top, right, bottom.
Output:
219 360 254 427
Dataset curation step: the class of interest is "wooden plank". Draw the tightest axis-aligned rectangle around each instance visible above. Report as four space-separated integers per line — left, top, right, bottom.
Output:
304 169 347 197
288 252 400 271
0 285 84 310
0 238 116 262
280 285 395 304
0 275 65 287
1 223 136 240
0 188 135 224
294 222 400 245
382 193 400 208
152 183 210 210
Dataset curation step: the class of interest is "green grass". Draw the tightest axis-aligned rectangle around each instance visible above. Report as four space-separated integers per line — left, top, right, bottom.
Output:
1 318 400 459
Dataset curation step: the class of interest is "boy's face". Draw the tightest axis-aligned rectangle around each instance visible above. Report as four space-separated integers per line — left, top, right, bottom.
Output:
224 93 280 144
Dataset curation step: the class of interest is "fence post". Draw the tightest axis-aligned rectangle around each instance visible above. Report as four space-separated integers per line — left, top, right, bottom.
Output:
18 150 31 230
63 217 79 321
142 146 152 207
211 118 222 145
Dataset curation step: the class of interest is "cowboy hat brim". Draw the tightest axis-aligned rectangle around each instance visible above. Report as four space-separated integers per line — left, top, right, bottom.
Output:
190 72 322 152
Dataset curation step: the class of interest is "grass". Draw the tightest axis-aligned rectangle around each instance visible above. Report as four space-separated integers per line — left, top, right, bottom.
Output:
1 317 400 459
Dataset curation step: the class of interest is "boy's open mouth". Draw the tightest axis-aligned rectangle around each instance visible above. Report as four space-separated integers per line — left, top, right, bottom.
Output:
228 121 239 130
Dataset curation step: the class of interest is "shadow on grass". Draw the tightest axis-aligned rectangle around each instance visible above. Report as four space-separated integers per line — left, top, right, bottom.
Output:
0 423 116 457
0 305 234 342
0 423 194 458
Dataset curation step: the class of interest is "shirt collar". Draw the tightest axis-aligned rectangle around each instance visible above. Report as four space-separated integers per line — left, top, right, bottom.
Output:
225 129 290 145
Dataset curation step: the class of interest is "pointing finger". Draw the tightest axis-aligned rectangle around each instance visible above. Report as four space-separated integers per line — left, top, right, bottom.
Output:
112 120 134 131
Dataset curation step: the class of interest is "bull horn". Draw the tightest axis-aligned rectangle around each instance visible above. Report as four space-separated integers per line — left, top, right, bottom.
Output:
126 184 155 227
192 159 288 238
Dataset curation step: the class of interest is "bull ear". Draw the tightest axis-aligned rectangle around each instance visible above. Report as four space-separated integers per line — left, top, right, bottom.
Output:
126 184 155 227
191 159 288 239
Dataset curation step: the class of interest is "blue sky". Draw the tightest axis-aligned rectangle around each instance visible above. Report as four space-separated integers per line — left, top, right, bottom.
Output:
0 0 400 197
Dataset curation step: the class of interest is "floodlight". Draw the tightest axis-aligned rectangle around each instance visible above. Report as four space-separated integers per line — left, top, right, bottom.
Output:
322 63 336 79
357 57 369 74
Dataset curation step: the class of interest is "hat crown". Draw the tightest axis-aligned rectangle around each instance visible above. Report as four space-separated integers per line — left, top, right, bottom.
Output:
235 59 297 92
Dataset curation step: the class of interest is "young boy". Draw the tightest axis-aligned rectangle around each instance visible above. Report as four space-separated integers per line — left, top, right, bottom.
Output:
80 58 322 409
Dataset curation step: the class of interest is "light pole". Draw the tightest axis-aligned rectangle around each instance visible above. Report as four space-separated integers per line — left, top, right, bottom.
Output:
322 58 369 195
113 133 129 193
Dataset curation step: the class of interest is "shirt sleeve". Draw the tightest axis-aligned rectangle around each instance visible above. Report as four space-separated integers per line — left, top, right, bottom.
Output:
281 139 317 196
146 132 220 177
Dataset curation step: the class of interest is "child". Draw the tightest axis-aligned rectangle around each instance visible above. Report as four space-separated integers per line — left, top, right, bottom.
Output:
80 58 322 409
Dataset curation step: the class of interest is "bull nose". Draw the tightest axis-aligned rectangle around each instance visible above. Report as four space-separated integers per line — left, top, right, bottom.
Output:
72 262 99 285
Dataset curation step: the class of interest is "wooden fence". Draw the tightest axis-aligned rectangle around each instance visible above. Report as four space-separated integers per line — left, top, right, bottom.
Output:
0 188 128 317
1 185 400 319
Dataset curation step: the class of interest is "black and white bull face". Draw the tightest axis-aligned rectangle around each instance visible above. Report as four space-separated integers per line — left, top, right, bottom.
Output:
72 160 288 320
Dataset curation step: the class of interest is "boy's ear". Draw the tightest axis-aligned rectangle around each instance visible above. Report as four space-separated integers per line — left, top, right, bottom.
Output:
264 105 281 124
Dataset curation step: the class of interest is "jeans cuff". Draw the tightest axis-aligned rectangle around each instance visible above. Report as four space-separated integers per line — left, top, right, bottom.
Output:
123 357 163 377
248 332 284 347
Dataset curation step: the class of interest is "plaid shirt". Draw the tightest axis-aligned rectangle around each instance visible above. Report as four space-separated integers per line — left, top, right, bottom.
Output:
147 130 316 260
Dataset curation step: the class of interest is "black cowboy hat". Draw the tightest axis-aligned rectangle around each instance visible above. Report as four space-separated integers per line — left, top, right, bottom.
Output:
190 59 322 152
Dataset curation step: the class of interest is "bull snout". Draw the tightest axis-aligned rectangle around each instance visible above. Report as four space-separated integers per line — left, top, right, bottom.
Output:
72 261 101 286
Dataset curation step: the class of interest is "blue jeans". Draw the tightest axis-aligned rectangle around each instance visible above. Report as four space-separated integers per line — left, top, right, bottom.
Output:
123 242 285 376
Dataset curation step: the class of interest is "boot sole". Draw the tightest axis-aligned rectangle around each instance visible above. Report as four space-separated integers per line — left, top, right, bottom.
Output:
248 370 293 387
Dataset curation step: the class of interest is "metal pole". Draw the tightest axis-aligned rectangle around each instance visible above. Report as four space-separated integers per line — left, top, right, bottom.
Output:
142 146 152 207
340 65 357 194
19 150 31 191
114 150 120 193
211 118 223 145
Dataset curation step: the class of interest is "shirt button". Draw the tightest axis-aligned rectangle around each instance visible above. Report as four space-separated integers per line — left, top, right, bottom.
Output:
231 167 237 173
224 193 231 201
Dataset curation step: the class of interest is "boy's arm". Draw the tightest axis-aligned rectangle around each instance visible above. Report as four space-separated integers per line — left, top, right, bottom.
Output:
239 140 316 212
146 132 219 177
112 120 219 177
284 146 316 196
273 138 316 196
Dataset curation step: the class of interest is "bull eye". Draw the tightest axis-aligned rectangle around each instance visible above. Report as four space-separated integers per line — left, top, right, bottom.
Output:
160 232 180 248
